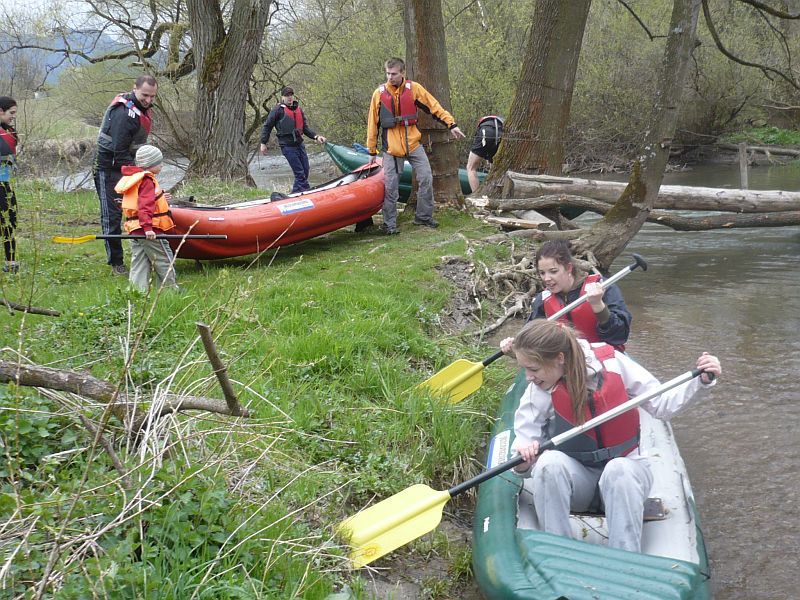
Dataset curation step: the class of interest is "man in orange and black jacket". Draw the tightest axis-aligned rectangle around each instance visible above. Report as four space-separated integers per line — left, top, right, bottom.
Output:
366 57 465 235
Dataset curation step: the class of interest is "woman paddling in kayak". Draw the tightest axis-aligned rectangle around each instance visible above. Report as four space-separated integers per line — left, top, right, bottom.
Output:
508 319 720 552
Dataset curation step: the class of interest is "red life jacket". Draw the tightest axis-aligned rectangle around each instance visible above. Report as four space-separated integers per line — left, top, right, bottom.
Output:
550 343 640 467
277 104 305 141
378 81 418 129
0 126 18 158
542 273 625 351
109 94 152 135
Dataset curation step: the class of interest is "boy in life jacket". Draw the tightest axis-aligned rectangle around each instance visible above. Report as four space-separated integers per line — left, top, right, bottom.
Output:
114 145 178 293
259 86 326 193
508 319 720 553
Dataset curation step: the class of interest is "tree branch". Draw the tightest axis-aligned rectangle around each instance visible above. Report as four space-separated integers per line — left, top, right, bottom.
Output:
702 0 800 90
2 298 61 316
0 360 251 433
195 322 245 417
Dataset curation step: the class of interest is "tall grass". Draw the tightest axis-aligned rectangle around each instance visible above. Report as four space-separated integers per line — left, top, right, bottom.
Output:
0 179 514 598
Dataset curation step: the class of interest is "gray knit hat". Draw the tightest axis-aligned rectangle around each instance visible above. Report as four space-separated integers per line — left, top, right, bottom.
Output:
135 145 163 169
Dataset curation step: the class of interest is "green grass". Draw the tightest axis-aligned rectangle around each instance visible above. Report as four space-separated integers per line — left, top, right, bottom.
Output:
16 97 99 140
1 179 515 598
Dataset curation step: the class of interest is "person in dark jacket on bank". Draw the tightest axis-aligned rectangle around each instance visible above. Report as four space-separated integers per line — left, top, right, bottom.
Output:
93 75 158 276
0 96 19 274
259 86 327 193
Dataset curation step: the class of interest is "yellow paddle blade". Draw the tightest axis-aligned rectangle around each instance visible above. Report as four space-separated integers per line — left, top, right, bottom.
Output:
51 235 97 244
416 359 485 404
337 484 451 568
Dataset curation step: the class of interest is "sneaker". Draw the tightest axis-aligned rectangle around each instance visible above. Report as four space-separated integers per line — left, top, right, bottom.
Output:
378 224 399 236
2 261 19 274
111 264 129 276
413 218 439 228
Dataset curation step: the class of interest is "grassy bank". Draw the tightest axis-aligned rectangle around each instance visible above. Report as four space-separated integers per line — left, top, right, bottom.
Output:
0 180 515 598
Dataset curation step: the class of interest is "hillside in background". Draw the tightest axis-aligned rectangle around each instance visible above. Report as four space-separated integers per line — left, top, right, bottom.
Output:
3 29 128 87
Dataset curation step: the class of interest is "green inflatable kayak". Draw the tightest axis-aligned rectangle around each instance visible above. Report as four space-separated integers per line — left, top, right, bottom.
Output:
324 142 484 200
473 370 711 600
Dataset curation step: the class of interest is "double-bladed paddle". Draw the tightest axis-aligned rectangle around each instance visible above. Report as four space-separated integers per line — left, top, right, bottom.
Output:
418 253 648 403
338 365 706 569
52 234 228 244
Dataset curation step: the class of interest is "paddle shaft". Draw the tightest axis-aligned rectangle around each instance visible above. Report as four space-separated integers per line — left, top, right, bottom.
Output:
546 253 647 323
93 234 227 240
447 367 703 497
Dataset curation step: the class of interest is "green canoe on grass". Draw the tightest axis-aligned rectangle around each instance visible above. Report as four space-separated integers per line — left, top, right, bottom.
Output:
324 142 586 220
473 370 711 600
324 142 484 200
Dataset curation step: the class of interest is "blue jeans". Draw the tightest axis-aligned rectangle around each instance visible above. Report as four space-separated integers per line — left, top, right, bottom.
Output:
281 144 310 193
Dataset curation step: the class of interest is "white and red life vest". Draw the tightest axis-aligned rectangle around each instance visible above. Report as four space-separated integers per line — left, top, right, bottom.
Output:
549 343 639 467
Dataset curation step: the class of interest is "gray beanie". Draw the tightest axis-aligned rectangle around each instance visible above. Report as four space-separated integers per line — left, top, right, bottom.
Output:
135 145 163 169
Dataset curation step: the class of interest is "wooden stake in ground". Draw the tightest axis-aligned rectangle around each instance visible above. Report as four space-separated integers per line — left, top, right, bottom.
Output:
196 322 245 417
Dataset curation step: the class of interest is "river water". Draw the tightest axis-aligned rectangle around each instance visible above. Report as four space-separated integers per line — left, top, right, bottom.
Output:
601 162 799 600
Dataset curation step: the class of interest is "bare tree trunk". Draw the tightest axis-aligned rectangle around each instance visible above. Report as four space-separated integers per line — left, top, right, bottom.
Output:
576 0 703 268
404 0 462 206
483 0 592 193
187 0 272 183
485 194 800 230
499 172 800 212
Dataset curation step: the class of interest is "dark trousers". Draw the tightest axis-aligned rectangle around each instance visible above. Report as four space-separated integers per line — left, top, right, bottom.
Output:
281 144 310 193
94 169 124 266
0 181 16 262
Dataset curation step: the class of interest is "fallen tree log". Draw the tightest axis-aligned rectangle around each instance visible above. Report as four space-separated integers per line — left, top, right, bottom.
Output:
2 298 61 316
716 142 800 157
503 172 800 212
0 360 251 434
483 214 554 230
487 195 800 230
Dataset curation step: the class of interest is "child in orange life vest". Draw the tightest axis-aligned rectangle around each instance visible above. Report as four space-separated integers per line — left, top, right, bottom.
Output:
114 144 178 292
509 319 720 553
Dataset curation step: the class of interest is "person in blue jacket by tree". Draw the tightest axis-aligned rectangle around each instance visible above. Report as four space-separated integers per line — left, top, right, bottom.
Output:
260 86 327 193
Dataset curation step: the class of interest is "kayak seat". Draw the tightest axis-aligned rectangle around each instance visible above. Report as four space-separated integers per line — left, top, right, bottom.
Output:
572 497 667 522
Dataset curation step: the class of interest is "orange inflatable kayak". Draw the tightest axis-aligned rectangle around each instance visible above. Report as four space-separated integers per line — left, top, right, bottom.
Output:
169 164 384 260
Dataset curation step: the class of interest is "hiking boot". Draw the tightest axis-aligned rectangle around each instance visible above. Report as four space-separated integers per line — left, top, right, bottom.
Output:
378 224 399 236
354 217 375 232
413 218 439 228
111 264 129 276
2 261 19 274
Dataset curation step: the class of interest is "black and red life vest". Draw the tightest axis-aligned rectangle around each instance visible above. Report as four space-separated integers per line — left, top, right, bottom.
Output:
378 81 418 130
542 273 625 351
96 94 152 157
276 104 305 142
549 343 640 467
0 125 17 162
